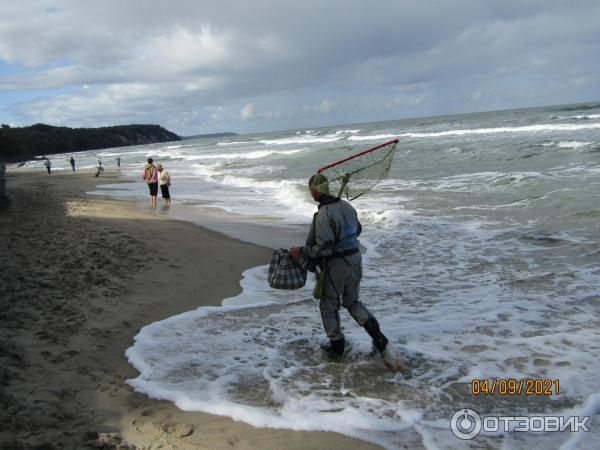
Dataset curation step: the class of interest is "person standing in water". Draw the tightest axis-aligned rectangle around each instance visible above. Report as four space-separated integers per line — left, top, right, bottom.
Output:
94 158 104 177
70 157 75 172
289 173 407 372
44 159 51 174
143 158 159 207
116 156 121 169
156 163 171 206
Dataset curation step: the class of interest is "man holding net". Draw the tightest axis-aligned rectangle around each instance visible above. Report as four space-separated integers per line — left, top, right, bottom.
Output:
290 173 406 371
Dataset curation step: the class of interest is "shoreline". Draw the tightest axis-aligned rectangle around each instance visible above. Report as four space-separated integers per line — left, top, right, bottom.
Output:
0 170 382 450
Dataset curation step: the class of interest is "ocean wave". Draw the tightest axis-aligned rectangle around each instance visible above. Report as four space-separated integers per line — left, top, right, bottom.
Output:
550 114 600 121
98 149 149 157
181 148 305 161
445 147 463 154
552 164 600 177
557 141 593 149
191 163 222 177
571 114 600 120
348 134 397 141
427 171 550 192
397 122 600 139
541 141 594 150
333 129 360 135
226 165 288 177
347 122 600 142
259 135 343 145
216 141 256 146
187 165 315 219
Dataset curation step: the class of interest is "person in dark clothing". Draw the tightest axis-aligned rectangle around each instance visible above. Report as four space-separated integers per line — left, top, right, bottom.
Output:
70 157 75 172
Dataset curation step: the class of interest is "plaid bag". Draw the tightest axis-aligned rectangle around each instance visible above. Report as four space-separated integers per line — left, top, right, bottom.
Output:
268 248 308 290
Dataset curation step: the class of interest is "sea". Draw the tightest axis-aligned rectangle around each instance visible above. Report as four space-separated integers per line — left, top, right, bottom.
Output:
14 102 600 449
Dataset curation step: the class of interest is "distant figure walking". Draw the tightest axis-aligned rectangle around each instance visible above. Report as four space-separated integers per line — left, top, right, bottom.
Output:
44 159 52 174
116 156 121 169
95 158 104 177
0 162 9 209
143 158 158 207
70 156 76 172
157 163 171 206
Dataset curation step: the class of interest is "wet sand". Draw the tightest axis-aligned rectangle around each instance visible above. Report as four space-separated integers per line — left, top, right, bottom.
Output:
0 170 381 450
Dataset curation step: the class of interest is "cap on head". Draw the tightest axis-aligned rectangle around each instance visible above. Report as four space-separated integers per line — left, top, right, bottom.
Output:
308 173 330 196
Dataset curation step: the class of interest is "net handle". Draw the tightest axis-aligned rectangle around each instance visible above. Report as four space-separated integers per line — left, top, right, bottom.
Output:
317 139 399 173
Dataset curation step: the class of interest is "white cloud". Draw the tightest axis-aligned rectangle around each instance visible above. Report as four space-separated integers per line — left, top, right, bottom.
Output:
240 104 254 120
141 26 232 74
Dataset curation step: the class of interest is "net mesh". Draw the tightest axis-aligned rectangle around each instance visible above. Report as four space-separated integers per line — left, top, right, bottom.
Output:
312 140 398 200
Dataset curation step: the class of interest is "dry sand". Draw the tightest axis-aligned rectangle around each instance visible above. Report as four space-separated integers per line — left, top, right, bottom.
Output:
0 170 381 450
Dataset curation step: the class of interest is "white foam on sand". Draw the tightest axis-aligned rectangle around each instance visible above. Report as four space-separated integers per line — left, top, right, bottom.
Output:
125 264 422 449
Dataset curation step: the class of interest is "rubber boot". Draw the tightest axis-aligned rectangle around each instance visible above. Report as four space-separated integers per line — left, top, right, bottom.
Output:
364 318 410 374
363 317 388 353
320 337 345 357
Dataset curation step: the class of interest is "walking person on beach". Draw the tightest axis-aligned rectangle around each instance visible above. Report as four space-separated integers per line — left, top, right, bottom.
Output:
44 159 52 174
156 163 171 206
143 158 159 207
70 156 75 172
116 156 121 169
289 174 406 372
94 158 104 177
0 161 9 208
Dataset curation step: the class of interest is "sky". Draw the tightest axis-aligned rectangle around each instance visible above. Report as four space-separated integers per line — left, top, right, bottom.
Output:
0 0 599 136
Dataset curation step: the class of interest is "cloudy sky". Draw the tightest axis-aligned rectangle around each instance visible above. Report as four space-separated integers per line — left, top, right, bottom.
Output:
0 0 599 135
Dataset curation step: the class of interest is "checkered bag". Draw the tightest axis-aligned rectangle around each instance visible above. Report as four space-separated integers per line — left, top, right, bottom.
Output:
268 248 308 290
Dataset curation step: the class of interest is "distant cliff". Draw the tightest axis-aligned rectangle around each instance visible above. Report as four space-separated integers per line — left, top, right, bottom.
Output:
0 123 181 162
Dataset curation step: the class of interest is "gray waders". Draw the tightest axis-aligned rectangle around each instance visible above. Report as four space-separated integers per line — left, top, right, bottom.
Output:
319 253 389 356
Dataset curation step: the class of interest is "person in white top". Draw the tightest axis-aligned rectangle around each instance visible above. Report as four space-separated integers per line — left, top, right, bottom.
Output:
156 163 171 206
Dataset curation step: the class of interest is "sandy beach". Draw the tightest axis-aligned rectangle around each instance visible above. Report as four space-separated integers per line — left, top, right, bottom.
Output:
0 170 382 450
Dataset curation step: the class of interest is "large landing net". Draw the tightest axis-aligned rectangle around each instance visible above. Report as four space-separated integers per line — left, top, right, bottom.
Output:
312 139 399 200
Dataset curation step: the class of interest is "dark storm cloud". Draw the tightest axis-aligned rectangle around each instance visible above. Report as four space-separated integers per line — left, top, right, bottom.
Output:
0 0 599 133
